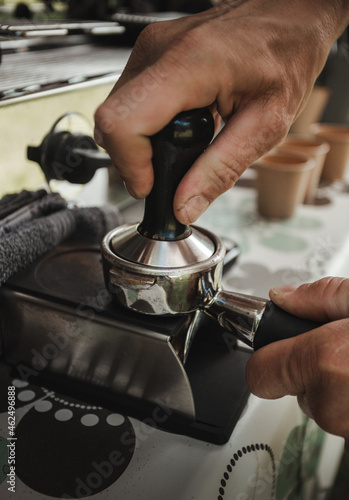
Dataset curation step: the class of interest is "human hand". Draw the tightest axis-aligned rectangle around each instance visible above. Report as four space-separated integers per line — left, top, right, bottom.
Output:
94 0 349 224
246 277 349 451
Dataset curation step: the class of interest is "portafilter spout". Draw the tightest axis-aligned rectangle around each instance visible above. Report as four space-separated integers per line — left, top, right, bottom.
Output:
102 108 323 350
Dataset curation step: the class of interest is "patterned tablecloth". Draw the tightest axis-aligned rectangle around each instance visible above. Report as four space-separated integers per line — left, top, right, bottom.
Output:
1 179 348 500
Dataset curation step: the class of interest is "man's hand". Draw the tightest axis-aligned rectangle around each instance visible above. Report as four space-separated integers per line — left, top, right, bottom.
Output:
94 0 349 224
246 277 349 450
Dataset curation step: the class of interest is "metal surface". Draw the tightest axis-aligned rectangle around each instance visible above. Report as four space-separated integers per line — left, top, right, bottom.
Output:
205 290 268 348
109 223 215 268
0 20 125 39
0 44 131 100
102 224 225 315
0 287 197 420
111 12 187 25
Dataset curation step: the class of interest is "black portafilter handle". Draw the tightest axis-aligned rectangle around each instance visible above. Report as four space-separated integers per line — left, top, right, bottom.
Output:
254 302 323 350
138 108 215 240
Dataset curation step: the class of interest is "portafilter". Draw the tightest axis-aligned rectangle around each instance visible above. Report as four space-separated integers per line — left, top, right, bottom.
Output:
102 108 323 350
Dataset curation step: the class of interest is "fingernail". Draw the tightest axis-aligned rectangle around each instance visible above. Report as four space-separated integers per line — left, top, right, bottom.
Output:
270 285 297 297
178 195 210 224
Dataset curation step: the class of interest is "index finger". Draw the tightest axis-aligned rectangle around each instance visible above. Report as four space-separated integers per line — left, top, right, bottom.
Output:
94 51 219 198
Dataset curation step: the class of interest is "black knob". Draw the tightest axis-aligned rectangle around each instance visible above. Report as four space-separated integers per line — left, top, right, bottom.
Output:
138 108 215 241
28 124 112 185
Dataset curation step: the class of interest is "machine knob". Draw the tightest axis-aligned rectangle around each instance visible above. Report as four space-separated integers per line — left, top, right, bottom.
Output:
27 114 112 184
138 108 215 241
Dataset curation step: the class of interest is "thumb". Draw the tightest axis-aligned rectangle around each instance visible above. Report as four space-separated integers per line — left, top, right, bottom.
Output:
246 318 349 435
247 276 349 438
246 324 324 400
269 276 349 322
174 98 290 224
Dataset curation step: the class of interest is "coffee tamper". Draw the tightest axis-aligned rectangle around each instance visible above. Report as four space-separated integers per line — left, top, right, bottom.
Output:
102 108 323 350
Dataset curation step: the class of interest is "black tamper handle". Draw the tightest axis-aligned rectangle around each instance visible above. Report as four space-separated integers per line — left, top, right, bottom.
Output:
138 108 215 240
254 301 324 350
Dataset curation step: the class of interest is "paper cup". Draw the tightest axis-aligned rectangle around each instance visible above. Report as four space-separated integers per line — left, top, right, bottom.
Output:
255 150 314 219
278 134 330 203
310 123 349 182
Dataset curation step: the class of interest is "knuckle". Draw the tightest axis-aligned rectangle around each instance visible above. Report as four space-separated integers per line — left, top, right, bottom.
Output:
94 108 111 133
93 126 104 146
286 338 321 395
211 159 241 193
94 102 117 130
268 106 290 139
94 95 132 134
306 276 349 319
94 104 106 128
133 23 162 53
258 102 292 147
334 278 349 317
318 276 343 300
312 275 342 293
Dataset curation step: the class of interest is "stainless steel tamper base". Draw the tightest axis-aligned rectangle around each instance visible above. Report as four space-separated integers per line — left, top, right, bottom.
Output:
102 223 225 316
108 223 215 268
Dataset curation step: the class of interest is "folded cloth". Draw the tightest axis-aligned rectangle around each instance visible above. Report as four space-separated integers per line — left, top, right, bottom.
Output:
0 190 122 286
0 191 67 236
0 189 48 220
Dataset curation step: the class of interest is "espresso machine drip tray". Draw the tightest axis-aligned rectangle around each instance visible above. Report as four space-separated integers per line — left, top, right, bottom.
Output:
0 240 251 444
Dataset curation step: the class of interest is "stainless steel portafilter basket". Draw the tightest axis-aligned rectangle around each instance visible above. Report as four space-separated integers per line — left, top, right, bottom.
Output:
102 108 323 350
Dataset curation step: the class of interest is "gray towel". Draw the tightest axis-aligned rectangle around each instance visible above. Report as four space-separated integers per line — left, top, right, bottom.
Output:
0 191 67 236
0 189 48 220
0 190 122 286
